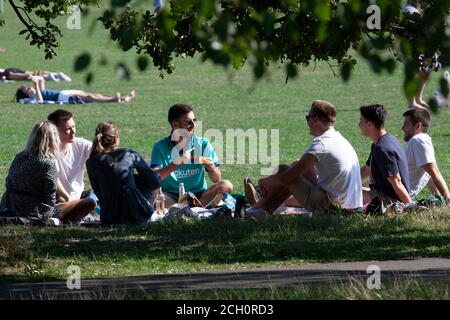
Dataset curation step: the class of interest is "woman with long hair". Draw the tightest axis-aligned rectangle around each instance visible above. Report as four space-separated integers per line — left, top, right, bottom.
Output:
86 122 160 225
0 121 94 223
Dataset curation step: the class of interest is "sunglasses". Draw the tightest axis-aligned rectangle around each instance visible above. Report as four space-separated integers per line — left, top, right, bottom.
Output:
178 118 197 127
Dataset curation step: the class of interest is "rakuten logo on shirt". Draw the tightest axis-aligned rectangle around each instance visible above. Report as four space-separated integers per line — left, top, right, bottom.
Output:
173 168 200 178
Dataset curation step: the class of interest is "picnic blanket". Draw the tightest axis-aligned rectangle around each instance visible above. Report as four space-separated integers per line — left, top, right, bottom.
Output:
19 96 86 104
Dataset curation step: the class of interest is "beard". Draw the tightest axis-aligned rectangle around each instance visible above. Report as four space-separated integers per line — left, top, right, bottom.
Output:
404 133 413 142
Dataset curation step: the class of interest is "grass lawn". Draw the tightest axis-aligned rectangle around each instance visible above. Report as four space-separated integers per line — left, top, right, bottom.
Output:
0 4 449 296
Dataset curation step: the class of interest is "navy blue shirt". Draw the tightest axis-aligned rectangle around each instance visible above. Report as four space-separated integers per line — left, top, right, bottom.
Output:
86 148 160 225
39 89 60 101
366 133 410 201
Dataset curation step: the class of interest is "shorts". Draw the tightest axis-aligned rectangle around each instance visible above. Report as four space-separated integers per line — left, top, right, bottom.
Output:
289 178 335 213
58 90 84 102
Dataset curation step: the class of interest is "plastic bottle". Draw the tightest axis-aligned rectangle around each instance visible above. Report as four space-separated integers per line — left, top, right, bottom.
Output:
178 182 186 204
155 192 166 216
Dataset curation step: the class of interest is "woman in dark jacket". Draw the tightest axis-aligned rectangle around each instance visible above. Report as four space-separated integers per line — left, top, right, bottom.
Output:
86 122 160 225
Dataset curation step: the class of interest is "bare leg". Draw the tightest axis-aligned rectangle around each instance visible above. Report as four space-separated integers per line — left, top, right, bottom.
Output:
253 164 316 212
199 180 233 207
78 92 120 103
120 90 136 103
59 198 96 223
416 71 430 108
427 179 440 196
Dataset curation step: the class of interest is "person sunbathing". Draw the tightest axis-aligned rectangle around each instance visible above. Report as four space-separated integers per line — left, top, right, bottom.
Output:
1 67 72 82
15 76 135 103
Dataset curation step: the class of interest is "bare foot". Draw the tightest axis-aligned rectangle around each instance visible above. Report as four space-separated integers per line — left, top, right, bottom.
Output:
417 99 430 109
409 102 427 110
121 90 136 103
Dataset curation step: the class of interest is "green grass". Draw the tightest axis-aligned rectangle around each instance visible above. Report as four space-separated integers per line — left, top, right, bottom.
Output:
38 279 450 300
1 209 449 281
0 4 449 298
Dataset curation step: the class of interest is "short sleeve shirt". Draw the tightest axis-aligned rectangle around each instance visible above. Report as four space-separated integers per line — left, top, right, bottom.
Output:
405 133 436 197
150 135 220 194
366 133 410 200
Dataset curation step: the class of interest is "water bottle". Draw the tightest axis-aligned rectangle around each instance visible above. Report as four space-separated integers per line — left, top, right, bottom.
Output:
178 182 188 207
155 192 166 215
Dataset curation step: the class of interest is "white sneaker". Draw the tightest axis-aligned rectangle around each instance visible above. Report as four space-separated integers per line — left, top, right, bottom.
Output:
48 217 62 226
44 73 60 81
57 72 72 82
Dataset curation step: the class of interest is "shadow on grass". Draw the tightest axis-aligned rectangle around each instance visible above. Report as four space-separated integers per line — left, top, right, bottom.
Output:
21 214 450 265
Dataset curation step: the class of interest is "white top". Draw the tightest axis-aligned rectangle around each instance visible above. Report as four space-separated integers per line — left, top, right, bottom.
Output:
404 133 436 197
305 128 363 209
56 137 92 200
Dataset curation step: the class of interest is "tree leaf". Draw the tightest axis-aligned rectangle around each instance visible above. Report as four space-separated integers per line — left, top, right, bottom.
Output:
137 56 148 72
74 53 91 71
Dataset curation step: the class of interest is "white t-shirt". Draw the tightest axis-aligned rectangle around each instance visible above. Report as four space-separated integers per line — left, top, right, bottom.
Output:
404 133 435 197
305 128 363 209
56 137 92 200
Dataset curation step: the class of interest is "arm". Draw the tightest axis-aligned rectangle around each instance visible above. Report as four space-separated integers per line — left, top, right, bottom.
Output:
361 165 371 181
56 179 70 202
422 163 450 202
204 159 221 183
3 71 30 81
31 77 44 101
387 174 413 204
134 152 161 191
259 153 317 196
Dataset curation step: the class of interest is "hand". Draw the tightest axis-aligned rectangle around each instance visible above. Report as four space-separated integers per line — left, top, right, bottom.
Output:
173 150 191 166
200 157 214 169
30 75 44 82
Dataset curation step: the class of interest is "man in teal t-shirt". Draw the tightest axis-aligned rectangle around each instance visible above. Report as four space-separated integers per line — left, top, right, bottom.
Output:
151 104 233 207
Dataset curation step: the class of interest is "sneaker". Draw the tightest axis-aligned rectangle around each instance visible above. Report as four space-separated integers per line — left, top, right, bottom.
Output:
57 72 72 82
45 73 60 82
244 177 260 205
245 207 269 221
47 217 62 226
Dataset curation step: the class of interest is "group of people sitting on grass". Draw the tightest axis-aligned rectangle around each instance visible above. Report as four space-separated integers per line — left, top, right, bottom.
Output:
0 101 449 226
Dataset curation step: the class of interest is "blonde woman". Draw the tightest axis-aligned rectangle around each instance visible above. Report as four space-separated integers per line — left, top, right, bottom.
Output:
86 122 160 225
0 121 94 223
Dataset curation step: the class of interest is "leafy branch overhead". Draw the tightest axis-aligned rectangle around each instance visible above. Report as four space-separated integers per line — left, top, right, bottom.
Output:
3 0 449 104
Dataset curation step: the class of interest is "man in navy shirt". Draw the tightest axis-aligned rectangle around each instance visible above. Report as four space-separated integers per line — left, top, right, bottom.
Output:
359 104 412 207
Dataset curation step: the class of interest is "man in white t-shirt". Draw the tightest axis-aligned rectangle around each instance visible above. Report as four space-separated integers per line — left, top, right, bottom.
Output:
246 100 363 219
402 109 450 204
47 109 96 218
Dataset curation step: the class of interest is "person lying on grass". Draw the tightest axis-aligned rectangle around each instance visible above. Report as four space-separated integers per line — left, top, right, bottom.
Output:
1 67 71 82
0 121 94 224
14 76 135 103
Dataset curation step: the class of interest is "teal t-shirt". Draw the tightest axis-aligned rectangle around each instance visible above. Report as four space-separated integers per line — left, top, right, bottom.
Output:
150 135 220 194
